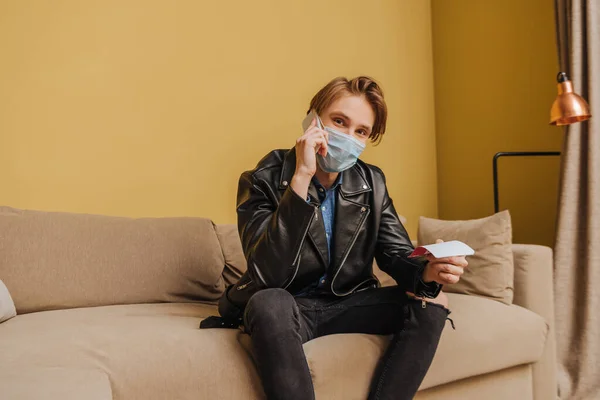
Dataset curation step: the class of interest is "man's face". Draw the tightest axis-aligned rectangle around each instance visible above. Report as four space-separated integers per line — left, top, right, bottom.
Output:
320 95 374 145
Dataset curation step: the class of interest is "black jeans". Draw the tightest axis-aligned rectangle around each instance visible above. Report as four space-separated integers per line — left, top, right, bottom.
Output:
243 286 450 400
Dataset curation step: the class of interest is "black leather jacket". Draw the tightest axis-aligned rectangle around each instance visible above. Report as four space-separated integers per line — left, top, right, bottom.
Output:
218 149 441 320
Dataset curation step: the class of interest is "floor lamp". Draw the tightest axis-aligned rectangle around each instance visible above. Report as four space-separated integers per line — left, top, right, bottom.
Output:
492 72 591 213
493 151 561 213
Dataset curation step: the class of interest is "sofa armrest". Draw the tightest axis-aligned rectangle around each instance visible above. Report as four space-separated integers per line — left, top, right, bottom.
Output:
512 244 553 321
512 244 557 400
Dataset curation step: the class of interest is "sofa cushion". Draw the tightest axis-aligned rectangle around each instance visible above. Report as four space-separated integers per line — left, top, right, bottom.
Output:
0 367 112 400
373 260 396 287
239 292 548 397
312 293 547 396
215 224 247 286
418 211 514 304
0 206 226 313
0 296 548 400
0 303 264 400
415 364 533 400
0 279 16 323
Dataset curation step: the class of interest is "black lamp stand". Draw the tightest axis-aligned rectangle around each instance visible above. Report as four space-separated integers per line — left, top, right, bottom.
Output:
493 151 561 213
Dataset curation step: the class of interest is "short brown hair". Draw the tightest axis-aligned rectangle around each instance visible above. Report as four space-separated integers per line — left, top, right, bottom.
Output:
308 76 387 144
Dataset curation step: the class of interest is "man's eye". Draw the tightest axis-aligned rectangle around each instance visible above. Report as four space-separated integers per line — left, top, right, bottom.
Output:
357 130 367 136
334 118 344 125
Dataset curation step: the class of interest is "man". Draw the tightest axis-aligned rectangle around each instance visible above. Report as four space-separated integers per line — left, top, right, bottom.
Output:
215 76 467 400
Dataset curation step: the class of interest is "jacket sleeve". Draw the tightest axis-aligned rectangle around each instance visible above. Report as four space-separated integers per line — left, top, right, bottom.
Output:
374 184 442 298
236 171 317 288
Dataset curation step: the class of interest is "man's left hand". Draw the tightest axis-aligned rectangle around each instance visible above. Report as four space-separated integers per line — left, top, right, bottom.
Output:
421 239 468 285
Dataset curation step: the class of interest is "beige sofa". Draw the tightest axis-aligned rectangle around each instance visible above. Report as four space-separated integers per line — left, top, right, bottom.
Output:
0 206 557 400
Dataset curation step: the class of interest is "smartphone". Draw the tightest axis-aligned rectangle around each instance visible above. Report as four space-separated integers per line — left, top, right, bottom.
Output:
302 110 324 133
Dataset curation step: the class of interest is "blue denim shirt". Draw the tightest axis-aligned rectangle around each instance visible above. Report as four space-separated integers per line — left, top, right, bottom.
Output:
315 175 341 260
295 174 342 295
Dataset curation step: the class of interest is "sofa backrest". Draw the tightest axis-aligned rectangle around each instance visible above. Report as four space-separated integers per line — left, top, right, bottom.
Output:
0 206 226 314
215 224 247 286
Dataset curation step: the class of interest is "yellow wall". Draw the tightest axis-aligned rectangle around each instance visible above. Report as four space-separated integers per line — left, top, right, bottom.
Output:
431 0 562 246
0 0 437 237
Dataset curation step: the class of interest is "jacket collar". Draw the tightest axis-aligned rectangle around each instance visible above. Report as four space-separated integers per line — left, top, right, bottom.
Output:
279 148 372 197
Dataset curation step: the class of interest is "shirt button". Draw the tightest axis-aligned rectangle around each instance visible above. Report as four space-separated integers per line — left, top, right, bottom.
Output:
282 181 288 186
322 206 326 211
321 279 325 284
362 184 368 189
319 188 324 192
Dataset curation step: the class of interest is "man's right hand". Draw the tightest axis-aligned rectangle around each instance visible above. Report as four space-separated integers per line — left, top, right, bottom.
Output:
290 117 329 199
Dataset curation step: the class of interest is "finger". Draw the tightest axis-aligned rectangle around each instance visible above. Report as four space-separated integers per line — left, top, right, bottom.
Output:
301 123 322 139
305 127 329 141
448 256 469 268
430 262 464 277
299 131 326 146
319 139 328 157
307 117 317 132
309 133 327 146
312 137 328 157
428 256 468 268
438 272 460 285
436 239 444 244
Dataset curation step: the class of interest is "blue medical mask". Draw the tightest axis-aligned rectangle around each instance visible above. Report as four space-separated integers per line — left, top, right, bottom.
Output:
317 126 366 173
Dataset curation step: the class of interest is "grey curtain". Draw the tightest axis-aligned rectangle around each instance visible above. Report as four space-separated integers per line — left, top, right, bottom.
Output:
554 1 600 399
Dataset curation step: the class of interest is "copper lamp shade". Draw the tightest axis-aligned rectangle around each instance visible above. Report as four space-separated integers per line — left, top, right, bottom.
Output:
550 72 591 126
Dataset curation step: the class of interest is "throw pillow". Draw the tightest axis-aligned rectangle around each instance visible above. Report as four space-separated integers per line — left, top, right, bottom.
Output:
417 210 514 304
0 279 16 323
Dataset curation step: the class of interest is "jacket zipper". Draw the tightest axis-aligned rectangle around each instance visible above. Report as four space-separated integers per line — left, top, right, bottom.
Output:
236 280 253 291
331 207 370 296
283 206 318 290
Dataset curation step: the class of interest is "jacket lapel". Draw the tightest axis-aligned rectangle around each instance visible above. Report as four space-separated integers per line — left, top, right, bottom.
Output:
279 149 372 271
308 203 329 267
279 149 329 268
331 167 372 271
